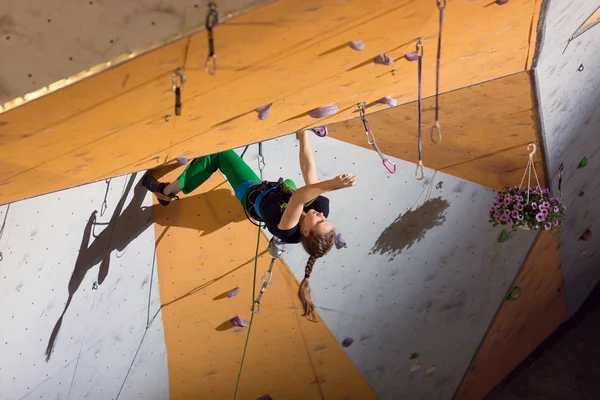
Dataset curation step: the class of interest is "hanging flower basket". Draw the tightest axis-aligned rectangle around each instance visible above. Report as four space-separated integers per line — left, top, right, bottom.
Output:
488 143 566 235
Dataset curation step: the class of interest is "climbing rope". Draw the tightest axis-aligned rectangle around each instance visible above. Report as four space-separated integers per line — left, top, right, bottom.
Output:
357 102 396 174
431 0 445 144
205 2 219 75
416 38 425 180
518 142 542 204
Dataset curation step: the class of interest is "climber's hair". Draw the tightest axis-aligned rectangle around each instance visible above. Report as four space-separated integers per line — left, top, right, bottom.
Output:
298 228 336 321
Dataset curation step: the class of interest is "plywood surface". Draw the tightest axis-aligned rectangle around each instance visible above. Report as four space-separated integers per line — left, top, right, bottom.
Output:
454 231 567 400
0 0 540 205
152 167 376 399
328 72 545 189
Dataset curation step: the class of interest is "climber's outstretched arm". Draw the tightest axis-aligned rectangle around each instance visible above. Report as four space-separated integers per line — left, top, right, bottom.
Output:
298 130 319 185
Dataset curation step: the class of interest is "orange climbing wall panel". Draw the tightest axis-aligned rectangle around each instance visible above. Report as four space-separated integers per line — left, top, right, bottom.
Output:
151 166 376 399
0 0 540 205
327 72 545 190
454 231 567 400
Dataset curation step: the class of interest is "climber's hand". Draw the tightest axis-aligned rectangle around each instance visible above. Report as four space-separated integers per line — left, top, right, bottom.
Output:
329 174 358 190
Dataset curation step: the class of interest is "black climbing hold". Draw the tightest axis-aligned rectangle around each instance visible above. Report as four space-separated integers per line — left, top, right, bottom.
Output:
410 352 420 360
579 229 592 242
579 191 585 197
578 64 584 72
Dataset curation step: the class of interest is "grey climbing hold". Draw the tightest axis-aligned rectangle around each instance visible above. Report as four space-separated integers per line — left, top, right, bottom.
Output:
175 156 189 165
308 103 339 118
228 287 240 298
230 316 248 327
377 96 397 107
348 40 365 51
335 233 347 249
404 51 419 62
374 53 394 66
256 104 272 120
342 338 354 347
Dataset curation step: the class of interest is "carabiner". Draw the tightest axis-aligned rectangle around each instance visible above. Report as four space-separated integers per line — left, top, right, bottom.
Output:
172 67 186 116
415 160 425 180
204 3 219 75
383 158 397 174
430 121 442 144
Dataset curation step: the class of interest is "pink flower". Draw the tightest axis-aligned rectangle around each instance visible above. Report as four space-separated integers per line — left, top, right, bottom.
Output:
536 213 546 222
544 222 552 230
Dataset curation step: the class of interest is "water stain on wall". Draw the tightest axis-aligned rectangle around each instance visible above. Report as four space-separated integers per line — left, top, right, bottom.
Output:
370 197 450 261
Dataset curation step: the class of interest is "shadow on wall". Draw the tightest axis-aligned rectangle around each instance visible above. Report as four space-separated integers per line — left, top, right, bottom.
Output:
44 172 247 362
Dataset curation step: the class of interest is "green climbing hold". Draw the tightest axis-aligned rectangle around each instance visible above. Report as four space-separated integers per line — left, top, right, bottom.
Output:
579 191 585 197
577 156 588 169
410 352 420 360
507 286 522 301
498 229 510 243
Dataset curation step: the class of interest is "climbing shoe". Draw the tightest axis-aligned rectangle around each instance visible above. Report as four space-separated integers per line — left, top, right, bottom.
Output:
141 173 178 206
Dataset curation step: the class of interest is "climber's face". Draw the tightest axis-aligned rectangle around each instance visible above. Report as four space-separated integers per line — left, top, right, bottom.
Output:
301 209 332 237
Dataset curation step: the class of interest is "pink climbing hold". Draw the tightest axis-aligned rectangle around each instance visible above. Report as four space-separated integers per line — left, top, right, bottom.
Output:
496 0 509 4
227 287 240 298
312 126 328 137
404 51 419 62
308 103 339 118
348 40 365 51
335 233 347 249
374 53 394 66
342 338 354 347
256 104 272 120
377 96 397 108
579 229 592 242
175 156 189 165
230 316 248 328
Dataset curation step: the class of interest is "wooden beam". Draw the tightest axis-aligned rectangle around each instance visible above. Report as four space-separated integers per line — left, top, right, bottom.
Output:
0 0 540 204
453 231 567 400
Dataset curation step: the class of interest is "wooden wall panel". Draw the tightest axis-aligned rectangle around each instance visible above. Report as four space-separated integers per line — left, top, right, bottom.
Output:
152 167 377 400
453 231 567 400
0 0 541 204
327 72 544 189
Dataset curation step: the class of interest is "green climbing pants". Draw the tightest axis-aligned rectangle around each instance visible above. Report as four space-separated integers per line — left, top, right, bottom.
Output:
177 150 260 196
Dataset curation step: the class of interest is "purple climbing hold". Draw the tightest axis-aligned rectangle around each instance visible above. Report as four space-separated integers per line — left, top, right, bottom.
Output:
335 233 347 249
227 287 240 298
342 338 354 348
374 53 394 66
312 126 328 137
579 229 592 242
257 396 273 400
348 40 365 51
256 104 272 120
496 0 509 4
308 103 339 119
377 96 397 108
404 51 419 62
175 156 189 165
230 316 248 328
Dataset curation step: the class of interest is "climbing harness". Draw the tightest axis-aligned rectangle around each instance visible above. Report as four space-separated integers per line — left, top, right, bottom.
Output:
415 38 425 180
172 67 186 116
357 102 396 174
519 142 542 204
204 2 219 75
431 0 445 144
557 164 564 197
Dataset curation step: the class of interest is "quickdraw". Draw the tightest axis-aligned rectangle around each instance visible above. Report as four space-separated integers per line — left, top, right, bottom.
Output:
557 163 564 197
172 67 186 116
431 0 445 144
258 142 265 180
416 38 425 180
357 102 396 174
204 2 219 75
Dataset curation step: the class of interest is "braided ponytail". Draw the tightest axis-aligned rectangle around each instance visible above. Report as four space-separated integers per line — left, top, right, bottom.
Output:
298 228 336 321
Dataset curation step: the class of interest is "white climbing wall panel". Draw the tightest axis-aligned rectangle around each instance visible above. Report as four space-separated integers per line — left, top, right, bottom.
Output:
0 173 169 400
239 134 536 400
534 0 600 317
0 0 264 103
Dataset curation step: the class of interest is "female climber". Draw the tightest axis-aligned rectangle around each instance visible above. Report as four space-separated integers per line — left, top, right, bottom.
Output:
141 128 357 320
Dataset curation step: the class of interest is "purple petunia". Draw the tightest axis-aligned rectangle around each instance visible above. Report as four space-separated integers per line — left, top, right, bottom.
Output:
542 201 550 209
516 196 524 202
544 222 552 230
531 202 538 210
516 204 524 211
518 214 524 221
512 210 520 219
554 206 559 212
495 215 503 223
503 196 511 205
536 213 546 222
